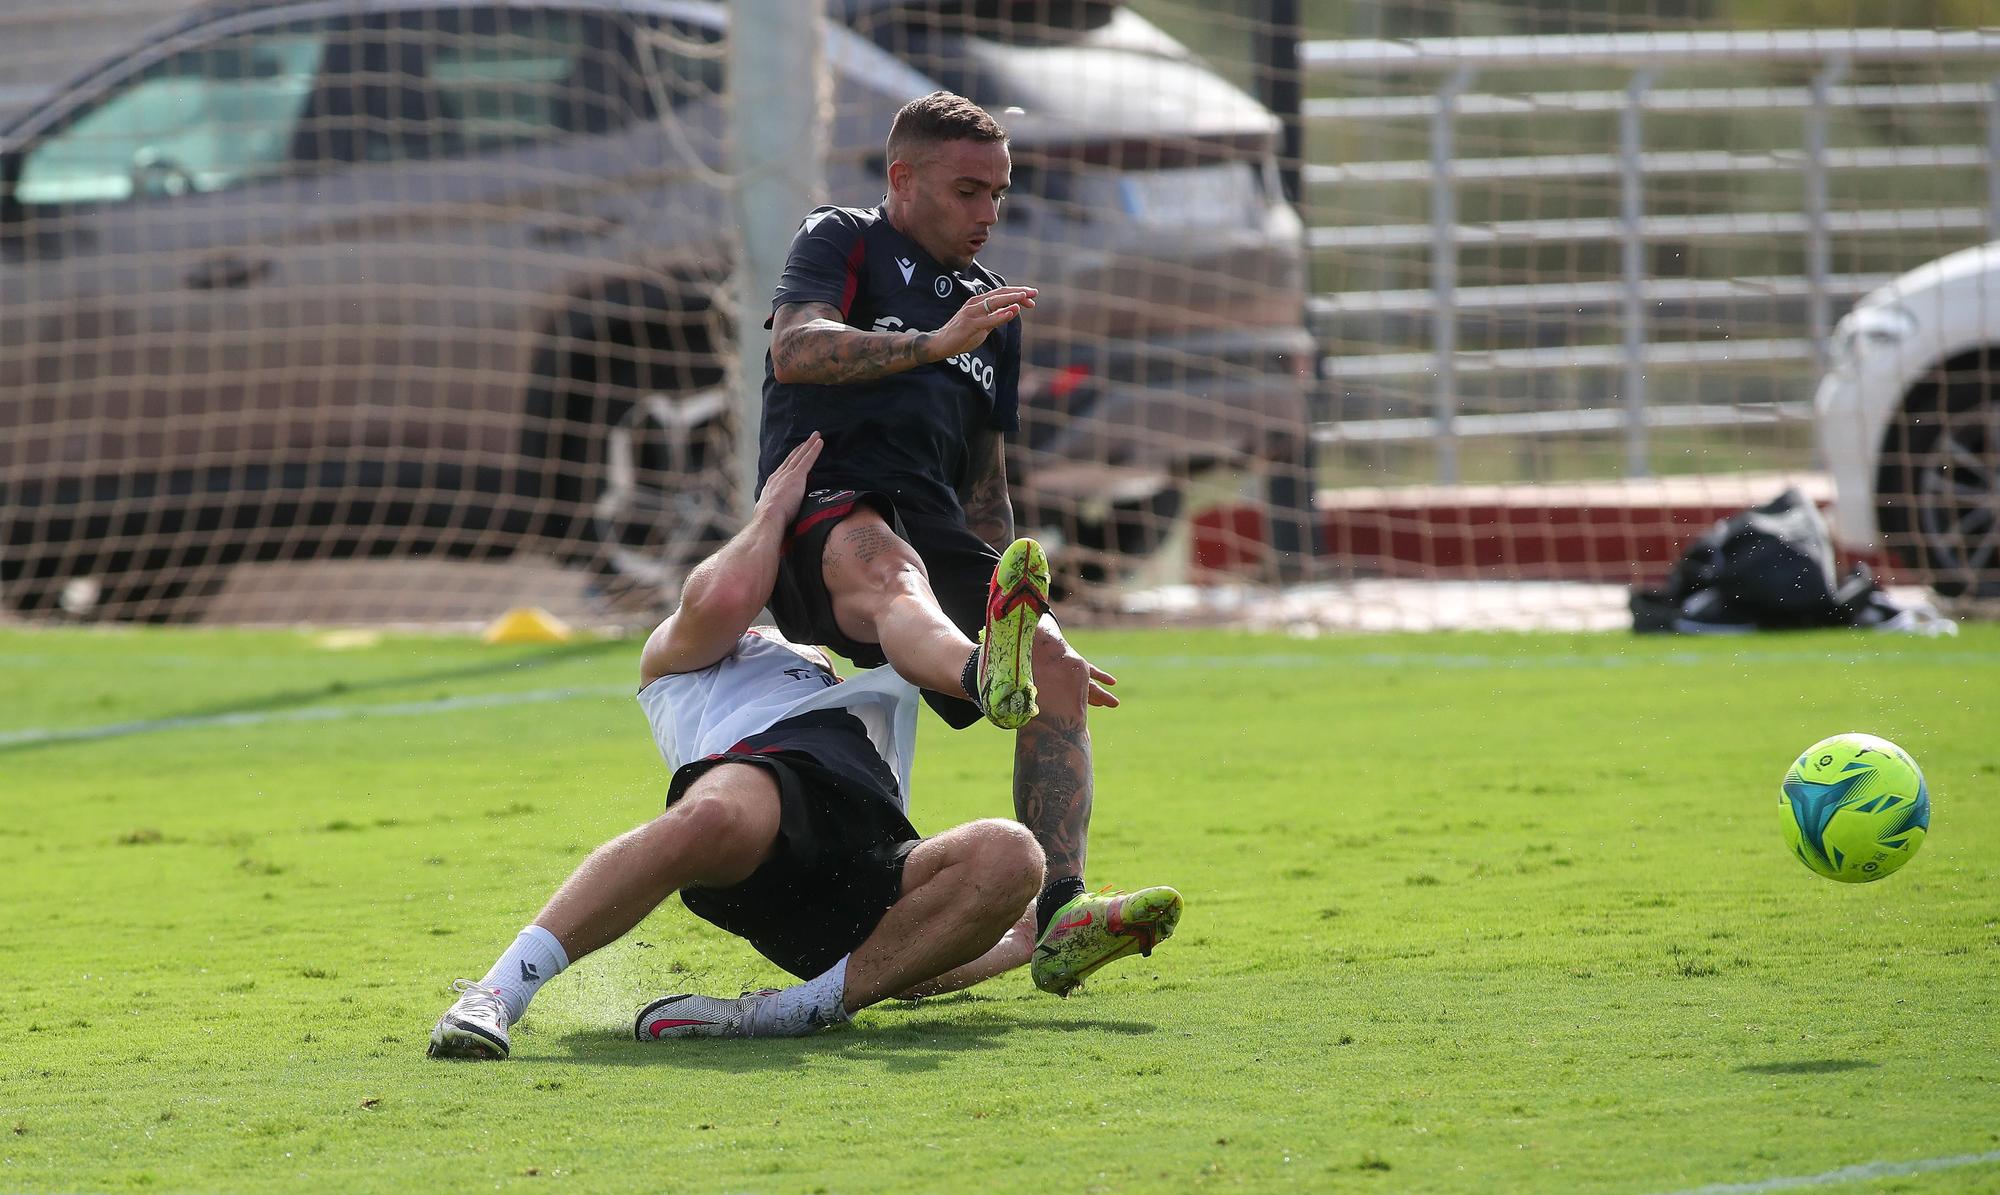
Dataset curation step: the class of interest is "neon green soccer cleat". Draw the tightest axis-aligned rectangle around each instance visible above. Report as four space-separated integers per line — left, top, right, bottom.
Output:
1030 885 1183 996
977 537 1051 730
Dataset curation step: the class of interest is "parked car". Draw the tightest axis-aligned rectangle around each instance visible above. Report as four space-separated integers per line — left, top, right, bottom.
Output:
0 0 1313 617
1817 241 2000 598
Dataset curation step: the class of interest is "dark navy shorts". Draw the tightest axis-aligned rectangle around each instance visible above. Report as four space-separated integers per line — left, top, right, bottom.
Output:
667 709 921 979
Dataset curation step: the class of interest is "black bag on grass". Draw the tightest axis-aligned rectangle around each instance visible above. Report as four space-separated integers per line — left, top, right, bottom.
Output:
1630 488 1900 634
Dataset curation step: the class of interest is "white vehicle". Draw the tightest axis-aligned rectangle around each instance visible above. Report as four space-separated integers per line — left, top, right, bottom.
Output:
1817 241 2000 597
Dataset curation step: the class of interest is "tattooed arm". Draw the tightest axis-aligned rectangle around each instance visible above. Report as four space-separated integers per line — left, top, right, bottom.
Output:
769 302 935 385
959 428 1015 551
768 287 1038 387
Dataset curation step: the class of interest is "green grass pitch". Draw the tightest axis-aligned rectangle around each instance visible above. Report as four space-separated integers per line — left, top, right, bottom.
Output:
2 624 1997 1193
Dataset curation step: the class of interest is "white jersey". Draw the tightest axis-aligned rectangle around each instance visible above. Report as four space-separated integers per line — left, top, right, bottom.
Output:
636 631 921 810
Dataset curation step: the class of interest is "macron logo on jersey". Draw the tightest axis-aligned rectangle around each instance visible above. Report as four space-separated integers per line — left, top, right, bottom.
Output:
896 257 916 286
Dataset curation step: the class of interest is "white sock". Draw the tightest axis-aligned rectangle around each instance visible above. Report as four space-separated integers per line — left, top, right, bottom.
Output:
478 925 570 1024
744 955 852 1038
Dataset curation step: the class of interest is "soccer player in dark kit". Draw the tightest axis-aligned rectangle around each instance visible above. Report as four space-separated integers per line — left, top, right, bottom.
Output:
754 91 1180 996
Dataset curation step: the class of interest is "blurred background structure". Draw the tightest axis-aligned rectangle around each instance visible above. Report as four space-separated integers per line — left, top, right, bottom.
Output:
1 0 1995 630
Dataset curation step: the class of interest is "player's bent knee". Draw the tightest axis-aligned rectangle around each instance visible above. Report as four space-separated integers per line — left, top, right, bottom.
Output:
910 818 1043 904
969 818 1045 902
667 767 781 885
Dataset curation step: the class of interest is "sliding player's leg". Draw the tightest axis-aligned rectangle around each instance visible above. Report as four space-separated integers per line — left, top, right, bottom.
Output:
637 818 1043 1038
843 819 1044 1007
427 763 781 1060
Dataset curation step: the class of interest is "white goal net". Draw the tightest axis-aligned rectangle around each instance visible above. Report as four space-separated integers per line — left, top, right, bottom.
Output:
0 1 1993 627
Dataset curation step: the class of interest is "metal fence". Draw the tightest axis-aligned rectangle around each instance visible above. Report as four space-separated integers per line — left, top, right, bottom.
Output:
1301 29 2000 483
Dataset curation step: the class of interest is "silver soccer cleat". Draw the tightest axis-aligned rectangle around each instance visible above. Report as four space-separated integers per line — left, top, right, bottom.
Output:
428 979 511 1060
634 992 762 1040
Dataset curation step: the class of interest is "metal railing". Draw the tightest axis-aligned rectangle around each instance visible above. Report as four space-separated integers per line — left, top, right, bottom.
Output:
1301 29 2000 481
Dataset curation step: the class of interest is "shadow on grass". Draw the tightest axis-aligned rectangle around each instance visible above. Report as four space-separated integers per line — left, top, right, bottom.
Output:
1734 1058 1879 1075
0 638 627 756
538 1009 1158 1074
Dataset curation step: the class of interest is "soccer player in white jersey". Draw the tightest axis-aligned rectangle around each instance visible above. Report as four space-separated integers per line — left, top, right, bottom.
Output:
428 434 1059 1056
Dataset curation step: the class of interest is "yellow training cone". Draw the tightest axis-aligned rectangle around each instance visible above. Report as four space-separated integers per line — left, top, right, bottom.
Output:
482 606 574 645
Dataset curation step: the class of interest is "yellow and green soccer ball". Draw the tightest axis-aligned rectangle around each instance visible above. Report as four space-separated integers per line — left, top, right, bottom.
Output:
1780 733 1930 883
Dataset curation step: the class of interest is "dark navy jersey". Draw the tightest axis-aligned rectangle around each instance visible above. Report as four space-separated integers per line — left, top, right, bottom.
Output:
757 204 1021 521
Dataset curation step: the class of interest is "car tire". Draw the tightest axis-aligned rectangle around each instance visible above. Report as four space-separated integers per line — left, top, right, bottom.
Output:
1875 352 2000 598
521 292 735 600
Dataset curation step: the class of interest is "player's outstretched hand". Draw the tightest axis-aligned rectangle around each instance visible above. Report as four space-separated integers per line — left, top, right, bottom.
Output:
927 286 1037 360
756 431 822 527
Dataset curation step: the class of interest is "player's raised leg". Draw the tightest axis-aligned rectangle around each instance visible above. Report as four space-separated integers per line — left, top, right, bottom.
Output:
429 765 781 1060
818 509 1045 730
636 819 1044 1038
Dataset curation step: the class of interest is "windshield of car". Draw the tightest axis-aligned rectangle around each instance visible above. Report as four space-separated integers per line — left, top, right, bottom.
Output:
11 8 655 208
15 29 325 205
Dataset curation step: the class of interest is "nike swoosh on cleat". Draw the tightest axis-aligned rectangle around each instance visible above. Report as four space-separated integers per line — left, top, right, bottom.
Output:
646 1019 721 1036
1055 910 1094 932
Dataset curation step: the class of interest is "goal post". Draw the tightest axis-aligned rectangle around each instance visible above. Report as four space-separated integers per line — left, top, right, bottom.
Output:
727 0 828 521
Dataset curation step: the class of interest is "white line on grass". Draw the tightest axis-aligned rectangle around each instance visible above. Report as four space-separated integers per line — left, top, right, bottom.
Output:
1657 1149 2000 1195
0 685 632 749
9 647 1993 748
